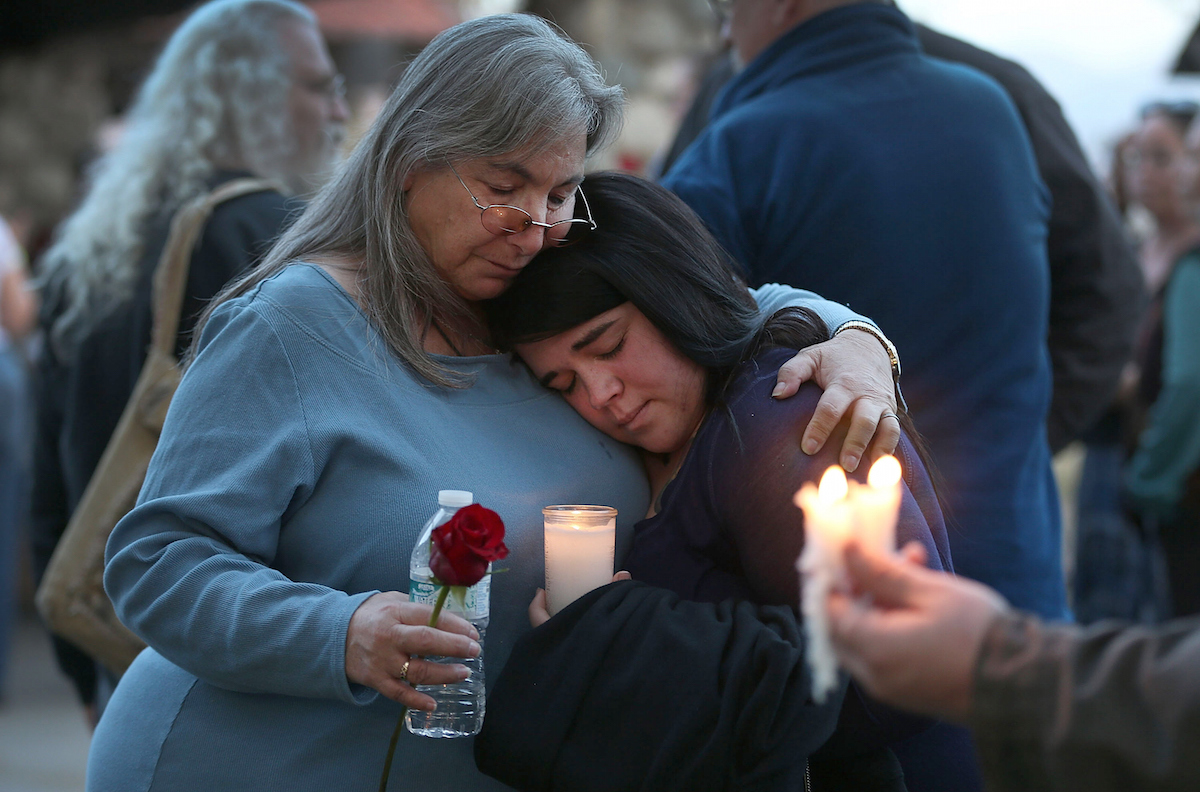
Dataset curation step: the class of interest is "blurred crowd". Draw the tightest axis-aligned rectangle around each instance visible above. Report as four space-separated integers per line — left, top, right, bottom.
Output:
1073 98 1200 626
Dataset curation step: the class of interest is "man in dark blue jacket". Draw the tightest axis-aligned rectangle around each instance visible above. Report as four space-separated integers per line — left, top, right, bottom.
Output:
662 3 1059 788
665 0 1061 618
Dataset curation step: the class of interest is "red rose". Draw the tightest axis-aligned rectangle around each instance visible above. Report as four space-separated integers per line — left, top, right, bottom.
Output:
429 504 509 587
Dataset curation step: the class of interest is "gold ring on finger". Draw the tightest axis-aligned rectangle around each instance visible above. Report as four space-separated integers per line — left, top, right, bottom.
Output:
398 658 411 683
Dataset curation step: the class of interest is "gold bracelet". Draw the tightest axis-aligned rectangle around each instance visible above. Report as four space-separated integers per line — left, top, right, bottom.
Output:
833 320 902 381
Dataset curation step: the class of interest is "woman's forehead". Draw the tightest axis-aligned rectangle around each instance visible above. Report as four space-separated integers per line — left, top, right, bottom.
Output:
519 305 630 356
469 135 587 183
558 305 636 350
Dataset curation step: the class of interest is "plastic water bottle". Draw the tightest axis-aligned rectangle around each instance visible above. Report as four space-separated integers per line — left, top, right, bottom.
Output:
405 490 489 738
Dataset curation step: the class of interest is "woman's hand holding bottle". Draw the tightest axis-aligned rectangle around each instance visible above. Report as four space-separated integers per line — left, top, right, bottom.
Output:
345 591 480 710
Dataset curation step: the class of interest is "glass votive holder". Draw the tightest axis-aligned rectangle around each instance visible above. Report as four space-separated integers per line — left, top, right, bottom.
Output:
542 505 617 616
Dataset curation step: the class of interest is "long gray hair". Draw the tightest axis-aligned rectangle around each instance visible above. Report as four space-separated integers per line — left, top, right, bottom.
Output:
204 12 625 388
39 0 315 360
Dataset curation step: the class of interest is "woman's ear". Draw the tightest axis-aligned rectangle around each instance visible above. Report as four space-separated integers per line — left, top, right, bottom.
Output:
402 170 415 192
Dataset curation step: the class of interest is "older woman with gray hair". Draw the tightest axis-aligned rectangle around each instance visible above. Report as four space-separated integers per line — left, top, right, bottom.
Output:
90 13 901 791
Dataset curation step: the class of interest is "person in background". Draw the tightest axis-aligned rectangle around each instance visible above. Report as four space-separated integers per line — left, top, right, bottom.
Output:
1120 105 1200 618
827 538 1200 792
0 206 38 700
659 16 1141 458
1074 104 1197 624
912 25 1143 456
30 0 347 724
663 0 1060 617
1121 104 1200 304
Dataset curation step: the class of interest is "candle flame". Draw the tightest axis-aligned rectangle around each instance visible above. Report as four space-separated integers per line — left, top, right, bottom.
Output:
817 465 848 502
867 455 902 489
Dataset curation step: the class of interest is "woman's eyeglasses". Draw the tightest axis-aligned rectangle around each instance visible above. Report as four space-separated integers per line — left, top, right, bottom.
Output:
450 163 596 248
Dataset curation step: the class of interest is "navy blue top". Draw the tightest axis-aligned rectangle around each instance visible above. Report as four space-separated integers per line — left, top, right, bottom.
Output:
625 347 953 605
663 3 1065 619
625 348 951 769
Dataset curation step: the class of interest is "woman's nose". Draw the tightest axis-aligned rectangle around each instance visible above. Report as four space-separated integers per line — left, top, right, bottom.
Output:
585 372 622 411
507 222 547 256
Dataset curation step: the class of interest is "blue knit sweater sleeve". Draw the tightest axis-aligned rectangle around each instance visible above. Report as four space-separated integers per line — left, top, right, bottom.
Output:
104 296 377 705
1126 254 1200 514
750 282 865 335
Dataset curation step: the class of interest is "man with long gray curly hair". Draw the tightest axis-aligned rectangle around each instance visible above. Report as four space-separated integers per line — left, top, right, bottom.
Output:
30 0 347 723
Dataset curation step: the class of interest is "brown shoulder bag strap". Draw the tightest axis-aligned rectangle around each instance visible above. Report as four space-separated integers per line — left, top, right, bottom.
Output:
150 177 281 357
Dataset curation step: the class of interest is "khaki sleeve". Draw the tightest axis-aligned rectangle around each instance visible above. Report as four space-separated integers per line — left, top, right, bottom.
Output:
970 612 1200 792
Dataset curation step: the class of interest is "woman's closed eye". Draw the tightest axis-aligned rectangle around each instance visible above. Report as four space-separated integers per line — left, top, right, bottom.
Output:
539 371 577 396
554 338 622 394
596 337 624 361
483 184 570 210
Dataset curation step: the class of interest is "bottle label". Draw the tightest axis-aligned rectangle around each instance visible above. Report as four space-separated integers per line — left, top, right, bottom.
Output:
409 574 490 620
408 578 439 606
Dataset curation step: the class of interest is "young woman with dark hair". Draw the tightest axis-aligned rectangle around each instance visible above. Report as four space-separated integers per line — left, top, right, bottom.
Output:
479 172 962 791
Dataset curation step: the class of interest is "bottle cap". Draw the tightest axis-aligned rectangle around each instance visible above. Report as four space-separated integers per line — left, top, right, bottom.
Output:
438 490 474 508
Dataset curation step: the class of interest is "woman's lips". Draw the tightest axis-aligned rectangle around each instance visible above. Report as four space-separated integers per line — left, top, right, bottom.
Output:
615 401 648 428
486 257 527 276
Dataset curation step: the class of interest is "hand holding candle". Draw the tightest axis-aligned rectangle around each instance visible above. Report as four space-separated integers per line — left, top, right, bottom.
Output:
794 455 903 701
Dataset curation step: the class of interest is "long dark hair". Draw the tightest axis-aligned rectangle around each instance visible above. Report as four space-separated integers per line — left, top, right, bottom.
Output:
486 171 827 405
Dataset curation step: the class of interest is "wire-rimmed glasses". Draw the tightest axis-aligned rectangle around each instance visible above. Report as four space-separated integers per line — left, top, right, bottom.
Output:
449 163 596 248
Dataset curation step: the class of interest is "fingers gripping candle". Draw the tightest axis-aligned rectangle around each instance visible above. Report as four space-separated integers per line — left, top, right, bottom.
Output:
795 456 903 701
